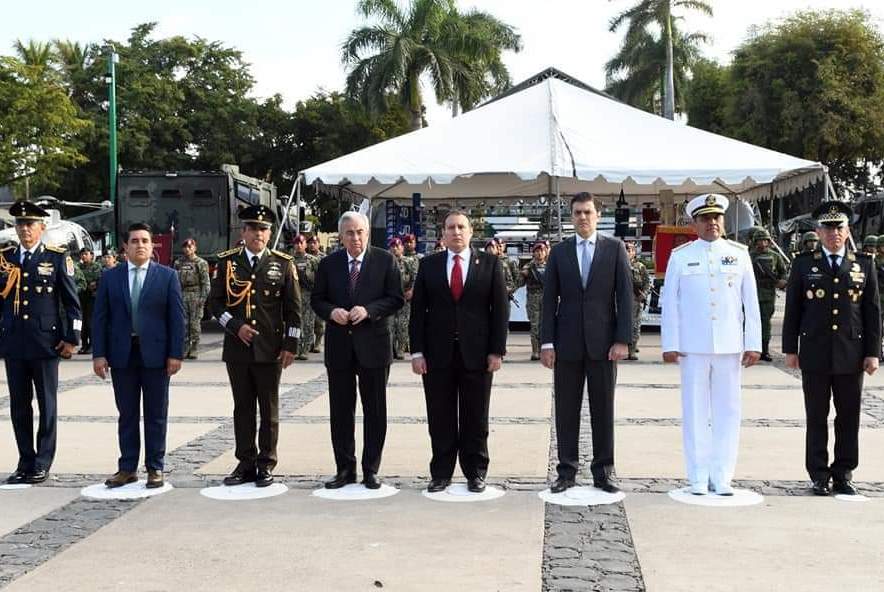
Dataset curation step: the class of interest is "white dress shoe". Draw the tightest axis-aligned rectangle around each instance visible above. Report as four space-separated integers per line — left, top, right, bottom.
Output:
713 483 734 496
689 482 708 495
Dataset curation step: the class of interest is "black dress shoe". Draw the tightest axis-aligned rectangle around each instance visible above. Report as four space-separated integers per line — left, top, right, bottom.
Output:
324 471 357 489
594 478 621 494
6 470 28 484
427 478 451 493
25 469 48 484
811 478 831 496
832 479 858 496
223 467 256 486
362 473 382 490
550 477 576 494
760 353 773 362
467 477 486 493
255 469 274 488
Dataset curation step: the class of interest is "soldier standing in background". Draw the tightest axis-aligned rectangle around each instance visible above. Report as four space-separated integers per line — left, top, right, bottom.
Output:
306 235 325 353
801 231 819 254
102 250 117 271
626 240 650 361
402 233 422 259
521 241 547 360
173 238 210 359
863 235 878 256
750 229 789 362
75 248 102 354
291 234 319 360
389 237 418 360
494 238 520 309
877 236 884 359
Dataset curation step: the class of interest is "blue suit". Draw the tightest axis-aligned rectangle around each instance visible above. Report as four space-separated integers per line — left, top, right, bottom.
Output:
93 261 185 472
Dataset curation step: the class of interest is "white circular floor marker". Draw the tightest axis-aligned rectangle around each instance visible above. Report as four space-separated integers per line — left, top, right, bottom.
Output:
834 494 869 503
312 483 399 501
200 482 287 501
0 483 32 491
539 485 626 506
81 480 174 500
422 482 505 502
667 486 763 507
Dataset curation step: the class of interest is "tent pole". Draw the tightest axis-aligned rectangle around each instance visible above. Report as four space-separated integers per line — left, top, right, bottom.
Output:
556 177 562 242
273 174 301 250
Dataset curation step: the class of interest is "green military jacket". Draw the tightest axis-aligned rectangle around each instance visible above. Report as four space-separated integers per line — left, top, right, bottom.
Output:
174 255 211 301
292 252 320 293
521 260 547 294
751 249 789 293
396 254 419 293
630 260 651 302
75 260 103 296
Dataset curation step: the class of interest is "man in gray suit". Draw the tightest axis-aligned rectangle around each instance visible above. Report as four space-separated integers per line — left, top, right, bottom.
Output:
540 192 633 494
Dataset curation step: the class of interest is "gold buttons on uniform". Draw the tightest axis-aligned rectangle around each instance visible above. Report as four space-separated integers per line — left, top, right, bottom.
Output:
23 272 28 277
251 320 257 325
251 289 256 294
833 309 839 315
23 286 28 291
834 278 840 284
832 324 838 330
23 314 29 320
22 300 28 306
711 316 717 321
711 302 717 307
833 293 839 299
251 274 256 279
710 287 716 292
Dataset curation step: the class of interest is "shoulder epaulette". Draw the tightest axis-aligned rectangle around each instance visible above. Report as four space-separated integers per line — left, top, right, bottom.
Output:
216 246 242 259
726 239 748 250
271 249 293 261
45 244 66 254
0 244 14 253
671 241 693 253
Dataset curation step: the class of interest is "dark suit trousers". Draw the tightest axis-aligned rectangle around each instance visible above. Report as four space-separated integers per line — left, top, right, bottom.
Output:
327 354 389 475
226 362 282 471
6 358 59 472
79 292 93 347
422 343 493 480
802 372 862 481
554 358 617 482
110 341 170 471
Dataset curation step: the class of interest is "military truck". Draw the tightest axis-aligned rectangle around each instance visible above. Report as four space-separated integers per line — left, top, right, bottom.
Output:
116 164 280 265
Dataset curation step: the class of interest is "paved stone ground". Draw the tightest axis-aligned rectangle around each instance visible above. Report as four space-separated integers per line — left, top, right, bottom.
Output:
2 302 884 591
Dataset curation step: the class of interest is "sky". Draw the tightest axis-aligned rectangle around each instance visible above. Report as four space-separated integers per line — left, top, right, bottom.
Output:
4 0 884 124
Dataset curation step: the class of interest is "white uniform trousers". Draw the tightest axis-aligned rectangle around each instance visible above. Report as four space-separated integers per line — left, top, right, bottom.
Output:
679 353 742 489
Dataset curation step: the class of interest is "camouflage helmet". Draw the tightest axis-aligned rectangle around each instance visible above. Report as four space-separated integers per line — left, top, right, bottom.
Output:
801 231 819 243
877 235 884 247
753 228 771 242
863 235 879 248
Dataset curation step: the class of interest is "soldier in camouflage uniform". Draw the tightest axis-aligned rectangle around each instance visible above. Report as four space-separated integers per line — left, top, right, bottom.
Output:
801 231 819 254
877 236 884 360
388 237 419 359
520 241 548 360
291 234 320 360
750 229 789 361
173 238 210 359
74 248 103 354
625 240 650 361
402 233 422 260
306 235 325 353
492 238 521 310
863 235 878 256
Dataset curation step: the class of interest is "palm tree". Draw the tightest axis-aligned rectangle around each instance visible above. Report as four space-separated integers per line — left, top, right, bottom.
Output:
607 0 712 119
342 0 521 130
14 39 53 68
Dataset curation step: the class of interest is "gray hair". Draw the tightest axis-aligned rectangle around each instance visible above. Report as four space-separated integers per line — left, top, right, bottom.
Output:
338 211 369 234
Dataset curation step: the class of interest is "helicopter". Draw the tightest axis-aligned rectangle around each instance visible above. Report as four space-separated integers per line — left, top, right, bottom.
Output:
0 196 112 254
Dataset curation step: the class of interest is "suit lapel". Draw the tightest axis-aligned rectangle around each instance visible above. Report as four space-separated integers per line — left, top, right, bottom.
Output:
464 249 480 295
439 251 455 304
563 236 582 291
140 261 157 302
585 235 604 289
120 265 132 316
353 248 370 298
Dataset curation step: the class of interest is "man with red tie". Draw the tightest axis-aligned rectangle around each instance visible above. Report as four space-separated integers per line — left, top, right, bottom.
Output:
409 211 509 493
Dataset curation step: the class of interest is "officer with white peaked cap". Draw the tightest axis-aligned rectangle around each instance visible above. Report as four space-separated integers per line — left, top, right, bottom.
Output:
660 193 762 496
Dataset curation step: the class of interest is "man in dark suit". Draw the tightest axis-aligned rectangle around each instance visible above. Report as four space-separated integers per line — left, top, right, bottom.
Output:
1 200 81 485
409 211 509 493
93 223 185 489
783 201 880 496
541 192 633 494
311 211 404 489
209 205 302 488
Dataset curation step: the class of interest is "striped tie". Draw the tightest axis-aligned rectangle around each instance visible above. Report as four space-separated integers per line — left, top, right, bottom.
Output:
349 258 360 292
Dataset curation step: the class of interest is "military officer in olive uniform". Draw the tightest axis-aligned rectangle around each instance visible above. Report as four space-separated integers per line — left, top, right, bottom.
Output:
521 241 548 360
306 235 325 353
626 240 651 361
173 238 210 359
863 235 878 256
1 201 81 484
209 205 302 488
291 234 319 360
750 229 789 361
783 201 880 497
74 247 102 354
389 237 418 359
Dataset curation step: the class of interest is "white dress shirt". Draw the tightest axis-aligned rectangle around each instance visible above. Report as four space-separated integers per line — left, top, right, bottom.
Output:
19 243 39 264
446 248 471 286
244 246 267 267
127 260 150 293
347 248 366 269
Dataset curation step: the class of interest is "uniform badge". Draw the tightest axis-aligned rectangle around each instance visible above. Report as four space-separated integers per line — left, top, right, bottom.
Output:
266 261 282 281
806 290 814 300
36 286 43 294
721 256 737 266
38 262 54 276
264 290 270 296
65 256 75 276
47 286 53 293
811 266 819 273
851 263 861 272
815 289 825 298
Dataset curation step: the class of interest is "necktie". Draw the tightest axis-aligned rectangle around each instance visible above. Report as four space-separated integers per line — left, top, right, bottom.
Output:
131 267 143 335
251 255 260 269
349 259 360 292
451 254 464 302
829 254 840 272
22 251 31 267
580 239 591 287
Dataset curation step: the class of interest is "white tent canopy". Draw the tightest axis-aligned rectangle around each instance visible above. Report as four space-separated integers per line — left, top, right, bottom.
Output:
301 69 825 206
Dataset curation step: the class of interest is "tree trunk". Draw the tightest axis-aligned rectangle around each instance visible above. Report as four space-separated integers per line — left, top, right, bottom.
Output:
451 100 460 117
663 1 676 120
408 72 423 131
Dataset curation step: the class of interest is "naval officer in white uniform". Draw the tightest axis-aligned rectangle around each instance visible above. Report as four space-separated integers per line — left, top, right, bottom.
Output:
661 194 762 495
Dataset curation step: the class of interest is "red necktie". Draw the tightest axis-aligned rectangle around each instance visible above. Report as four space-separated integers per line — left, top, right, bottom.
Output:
451 254 463 302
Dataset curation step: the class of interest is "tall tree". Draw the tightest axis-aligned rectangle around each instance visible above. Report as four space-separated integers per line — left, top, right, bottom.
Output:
342 0 520 129
607 0 712 119
13 39 53 69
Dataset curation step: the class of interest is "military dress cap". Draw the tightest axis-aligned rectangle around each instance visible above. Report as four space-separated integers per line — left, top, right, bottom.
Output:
388 237 403 247
182 237 197 247
532 240 547 252
238 204 276 228
754 228 772 241
687 193 729 218
863 235 879 248
812 201 852 227
9 200 49 222
402 233 416 242
802 231 819 242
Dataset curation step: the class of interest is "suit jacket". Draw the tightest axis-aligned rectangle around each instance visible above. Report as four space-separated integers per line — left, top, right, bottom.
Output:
209 247 302 364
0 243 81 359
92 261 185 368
311 247 404 369
540 234 633 361
409 249 509 371
782 249 880 374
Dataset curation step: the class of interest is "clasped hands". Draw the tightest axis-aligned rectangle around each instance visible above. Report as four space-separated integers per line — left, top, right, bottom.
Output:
330 306 369 326
663 350 761 368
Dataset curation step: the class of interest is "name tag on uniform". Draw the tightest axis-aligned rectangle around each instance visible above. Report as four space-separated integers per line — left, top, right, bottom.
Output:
38 263 54 276
721 256 737 266
687 262 700 267
806 273 823 280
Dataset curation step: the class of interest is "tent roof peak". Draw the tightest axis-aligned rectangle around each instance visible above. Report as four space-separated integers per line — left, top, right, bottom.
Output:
481 67 615 108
